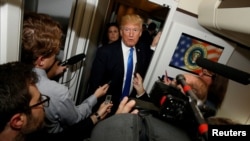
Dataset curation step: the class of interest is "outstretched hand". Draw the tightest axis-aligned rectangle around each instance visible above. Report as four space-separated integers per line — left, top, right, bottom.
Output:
115 96 138 114
91 101 113 124
96 102 113 120
151 31 162 48
163 70 172 85
133 73 145 96
94 84 110 98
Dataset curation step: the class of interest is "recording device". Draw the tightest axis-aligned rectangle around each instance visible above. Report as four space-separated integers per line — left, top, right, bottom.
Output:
176 74 208 141
134 63 138 77
195 57 250 85
176 74 199 102
60 53 86 66
149 81 189 122
105 95 112 104
149 78 211 122
149 75 208 141
107 80 112 85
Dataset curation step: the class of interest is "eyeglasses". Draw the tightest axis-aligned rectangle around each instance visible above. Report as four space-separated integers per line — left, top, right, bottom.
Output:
202 69 216 79
30 94 50 108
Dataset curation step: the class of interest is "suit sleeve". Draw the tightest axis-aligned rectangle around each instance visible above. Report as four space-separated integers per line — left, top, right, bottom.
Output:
87 48 108 97
26 117 95 141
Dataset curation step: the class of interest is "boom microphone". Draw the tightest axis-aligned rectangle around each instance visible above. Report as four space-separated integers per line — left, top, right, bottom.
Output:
60 53 86 66
176 74 198 101
176 74 208 141
196 57 250 85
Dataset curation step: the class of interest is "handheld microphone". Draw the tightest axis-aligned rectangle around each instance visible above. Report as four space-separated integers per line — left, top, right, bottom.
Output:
176 74 208 141
176 74 198 101
196 57 250 85
60 53 86 66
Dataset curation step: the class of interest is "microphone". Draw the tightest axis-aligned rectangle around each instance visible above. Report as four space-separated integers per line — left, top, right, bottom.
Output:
176 74 198 101
60 53 86 66
176 74 208 141
196 57 250 85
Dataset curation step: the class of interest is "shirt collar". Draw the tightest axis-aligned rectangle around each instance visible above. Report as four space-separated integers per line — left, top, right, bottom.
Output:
121 40 134 52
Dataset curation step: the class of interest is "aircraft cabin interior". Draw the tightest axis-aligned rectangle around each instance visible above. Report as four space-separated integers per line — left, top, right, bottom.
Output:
1 0 250 127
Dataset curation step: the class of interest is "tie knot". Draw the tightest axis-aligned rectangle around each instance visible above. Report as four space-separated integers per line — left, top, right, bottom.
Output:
130 48 134 52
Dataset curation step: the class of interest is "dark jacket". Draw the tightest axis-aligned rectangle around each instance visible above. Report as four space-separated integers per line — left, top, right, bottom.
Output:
86 39 150 115
26 117 94 141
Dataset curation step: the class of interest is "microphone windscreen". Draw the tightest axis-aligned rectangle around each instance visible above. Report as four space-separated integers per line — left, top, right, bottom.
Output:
176 74 186 85
61 53 86 66
67 53 86 65
196 57 250 85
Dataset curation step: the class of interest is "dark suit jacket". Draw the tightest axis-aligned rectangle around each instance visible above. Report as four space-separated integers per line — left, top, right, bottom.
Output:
26 117 94 141
86 39 150 115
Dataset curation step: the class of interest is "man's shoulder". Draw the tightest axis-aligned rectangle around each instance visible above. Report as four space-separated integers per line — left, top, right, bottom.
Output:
97 40 122 54
102 40 121 48
91 113 192 141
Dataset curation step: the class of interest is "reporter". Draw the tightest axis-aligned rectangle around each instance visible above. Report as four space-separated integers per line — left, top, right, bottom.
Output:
27 97 135 141
0 62 45 141
21 12 111 134
89 73 209 141
90 97 192 141
27 101 113 141
133 72 208 103
0 61 138 141
199 68 229 110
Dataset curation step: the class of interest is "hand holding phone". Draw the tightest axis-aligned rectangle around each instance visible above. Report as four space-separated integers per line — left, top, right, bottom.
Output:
105 95 112 104
107 80 112 85
134 63 138 77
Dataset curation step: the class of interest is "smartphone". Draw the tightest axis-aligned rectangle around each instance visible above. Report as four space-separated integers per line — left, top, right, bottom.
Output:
105 95 112 104
134 63 138 77
107 80 112 85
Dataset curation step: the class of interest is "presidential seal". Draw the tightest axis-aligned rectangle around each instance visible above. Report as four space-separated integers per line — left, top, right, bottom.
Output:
184 44 207 70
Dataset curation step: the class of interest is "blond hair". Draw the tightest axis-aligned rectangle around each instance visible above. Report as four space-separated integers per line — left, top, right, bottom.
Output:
120 14 143 29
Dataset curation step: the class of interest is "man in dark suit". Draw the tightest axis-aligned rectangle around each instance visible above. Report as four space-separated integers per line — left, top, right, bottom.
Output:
86 14 151 115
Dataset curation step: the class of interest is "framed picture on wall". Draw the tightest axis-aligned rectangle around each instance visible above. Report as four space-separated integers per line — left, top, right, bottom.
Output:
169 33 224 75
154 21 234 79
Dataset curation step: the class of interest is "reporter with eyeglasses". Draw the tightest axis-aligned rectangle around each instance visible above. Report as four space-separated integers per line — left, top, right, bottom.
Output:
0 62 48 141
0 61 138 141
199 68 229 116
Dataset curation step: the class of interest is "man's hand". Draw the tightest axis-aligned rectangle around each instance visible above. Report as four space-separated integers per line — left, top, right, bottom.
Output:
93 84 110 98
91 102 113 124
163 70 172 85
115 97 138 114
133 73 145 97
47 60 67 79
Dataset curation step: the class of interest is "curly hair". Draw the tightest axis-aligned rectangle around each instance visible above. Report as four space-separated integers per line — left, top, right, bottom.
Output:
21 12 63 65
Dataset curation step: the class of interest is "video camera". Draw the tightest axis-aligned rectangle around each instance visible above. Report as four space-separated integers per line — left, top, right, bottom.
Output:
149 80 189 122
149 79 209 141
